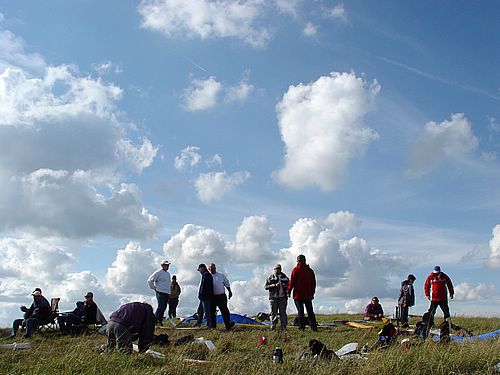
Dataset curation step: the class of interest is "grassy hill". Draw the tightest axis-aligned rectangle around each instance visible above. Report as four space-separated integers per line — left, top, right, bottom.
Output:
1 314 499 375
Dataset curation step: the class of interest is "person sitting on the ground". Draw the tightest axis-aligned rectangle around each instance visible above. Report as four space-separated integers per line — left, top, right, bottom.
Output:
364 296 384 320
11 290 51 338
57 291 100 335
105 302 156 354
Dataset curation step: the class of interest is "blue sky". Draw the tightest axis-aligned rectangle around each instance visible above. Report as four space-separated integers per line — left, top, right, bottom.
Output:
0 1 499 326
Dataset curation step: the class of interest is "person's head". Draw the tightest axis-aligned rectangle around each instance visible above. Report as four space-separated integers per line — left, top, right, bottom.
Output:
84 291 94 303
433 265 441 274
209 263 216 274
296 254 306 264
33 288 42 294
161 260 170 270
198 263 207 274
371 296 379 305
172 275 177 282
274 264 282 275
32 290 42 301
407 274 416 284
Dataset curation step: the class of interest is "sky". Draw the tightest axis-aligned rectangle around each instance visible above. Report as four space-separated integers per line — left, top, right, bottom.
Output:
0 1 499 326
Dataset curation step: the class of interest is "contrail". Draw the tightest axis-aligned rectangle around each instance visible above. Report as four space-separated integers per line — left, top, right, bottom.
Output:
182 56 207 73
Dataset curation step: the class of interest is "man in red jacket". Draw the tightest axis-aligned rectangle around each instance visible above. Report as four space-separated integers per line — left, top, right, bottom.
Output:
424 265 454 320
287 254 318 331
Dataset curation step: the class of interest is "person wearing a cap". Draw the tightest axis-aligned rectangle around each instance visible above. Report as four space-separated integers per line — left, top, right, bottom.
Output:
11 289 51 338
364 297 384 320
265 264 290 330
57 291 101 335
287 254 318 331
424 265 454 320
208 263 235 331
197 264 214 328
147 260 172 326
168 275 181 319
398 274 416 328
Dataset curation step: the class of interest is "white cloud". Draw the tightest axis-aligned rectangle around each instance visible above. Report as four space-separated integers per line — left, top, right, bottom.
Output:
407 113 479 177
0 27 46 73
454 282 496 301
117 138 158 173
182 76 222 111
488 224 500 268
174 146 202 170
274 71 380 191
275 0 300 17
195 170 250 203
224 79 254 104
230 215 275 264
229 267 271 314
303 22 318 37
92 60 123 75
138 0 271 48
344 298 364 314
329 3 348 22
105 241 159 295
205 153 223 167
325 210 360 238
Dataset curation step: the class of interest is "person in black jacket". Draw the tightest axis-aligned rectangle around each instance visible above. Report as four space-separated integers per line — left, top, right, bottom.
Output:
398 274 416 328
57 291 99 334
11 290 51 338
197 263 214 329
105 302 156 354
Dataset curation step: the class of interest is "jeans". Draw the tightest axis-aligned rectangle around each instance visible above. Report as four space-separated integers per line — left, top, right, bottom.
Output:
155 291 169 324
57 313 82 334
12 317 46 338
199 299 213 328
168 298 179 318
106 321 133 354
294 299 317 330
429 300 451 320
270 297 288 329
211 294 231 330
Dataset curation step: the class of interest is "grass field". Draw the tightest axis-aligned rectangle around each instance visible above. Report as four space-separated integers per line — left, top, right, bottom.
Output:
1 314 499 375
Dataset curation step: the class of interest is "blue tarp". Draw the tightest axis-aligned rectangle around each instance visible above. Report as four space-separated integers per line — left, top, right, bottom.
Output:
179 313 263 326
433 329 500 343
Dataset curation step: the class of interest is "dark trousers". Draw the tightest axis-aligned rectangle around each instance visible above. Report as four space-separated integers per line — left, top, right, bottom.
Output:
12 317 45 338
429 300 451 320
294 299 317 330
211 294 231 329
154 291 169 323
399 306 409 325
106 321 133 354
168 298 179 318
57 313 83 334
199 299 212 328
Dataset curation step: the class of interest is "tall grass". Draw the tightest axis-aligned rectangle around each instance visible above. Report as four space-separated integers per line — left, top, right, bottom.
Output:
1 315 498 375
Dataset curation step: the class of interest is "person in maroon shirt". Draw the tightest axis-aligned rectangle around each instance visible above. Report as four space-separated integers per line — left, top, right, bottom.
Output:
287 254 318 331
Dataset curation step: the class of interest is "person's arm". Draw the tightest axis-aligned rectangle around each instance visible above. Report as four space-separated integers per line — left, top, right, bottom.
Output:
364 304 373 318
287 269 295 297
424 275 431 300
446 275 454 299
311 269 316 297
147 271 157 290
223 274 232 299
138 309 156 352
265 275 278 290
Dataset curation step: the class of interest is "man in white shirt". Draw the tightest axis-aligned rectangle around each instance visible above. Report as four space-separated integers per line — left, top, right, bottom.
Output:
209 263 234 331
147 260 171 326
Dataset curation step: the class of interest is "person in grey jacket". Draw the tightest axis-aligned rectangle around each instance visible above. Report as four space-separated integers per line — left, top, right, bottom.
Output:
264 264 289 330
398 274 416 328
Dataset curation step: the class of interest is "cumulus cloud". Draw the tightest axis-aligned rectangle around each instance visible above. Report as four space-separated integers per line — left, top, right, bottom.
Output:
230 215 275 264
92 60 123 75
224 78 254 104
454 282 495 301
488 224 500 268
0 26 45 73
325 210 360 238
275 0 300 17
182 76 222 111
138 0 271 48
105 242 159 295
0 30 159 239
344 298 365 314
274 71 380 191
329 3 348 22
407 113 479 177
195 170 250 203
303 22 318 37
205 153 223 168
174 146 202 170
229 267 271 314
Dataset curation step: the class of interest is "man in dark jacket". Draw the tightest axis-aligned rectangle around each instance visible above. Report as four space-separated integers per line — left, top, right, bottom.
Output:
265 264 289 330
197 263 214 329
424 265 454 320
287 254 318 331
11 290 51 338
398 274 416 328
105 302 156 354
58 291 99 334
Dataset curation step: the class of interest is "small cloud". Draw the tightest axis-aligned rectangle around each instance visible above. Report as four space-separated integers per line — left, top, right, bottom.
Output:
205 154 223 168
488 224 500 268
182 76 222 111
454 282 495 301
275 0 300 17
481 151 496 161
92 60 123 75
224 79 254 104
174 146 202 171
329 3 348 22
195 170 250 204
303 22 318 37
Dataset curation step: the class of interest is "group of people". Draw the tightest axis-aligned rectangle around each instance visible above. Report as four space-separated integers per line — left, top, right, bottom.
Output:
11 258 455 354
362 265 455 329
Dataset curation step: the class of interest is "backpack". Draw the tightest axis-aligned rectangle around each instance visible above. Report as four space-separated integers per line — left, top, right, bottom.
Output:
414 311 434 339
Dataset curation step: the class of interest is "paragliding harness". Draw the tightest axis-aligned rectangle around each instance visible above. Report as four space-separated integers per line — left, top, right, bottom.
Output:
414 309 435 339
377 321 398 347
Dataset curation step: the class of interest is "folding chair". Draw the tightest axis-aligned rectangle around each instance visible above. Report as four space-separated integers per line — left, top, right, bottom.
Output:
39 297 60 332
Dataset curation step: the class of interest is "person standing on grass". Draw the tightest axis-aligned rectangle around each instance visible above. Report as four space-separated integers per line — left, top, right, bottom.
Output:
209 263 235 330
197 263 214 328
168 275 181 319
105 302 155 354
398 274 416 328
287 254 318 331
147 260 171 326
424 265 454 321
265 264 289 330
